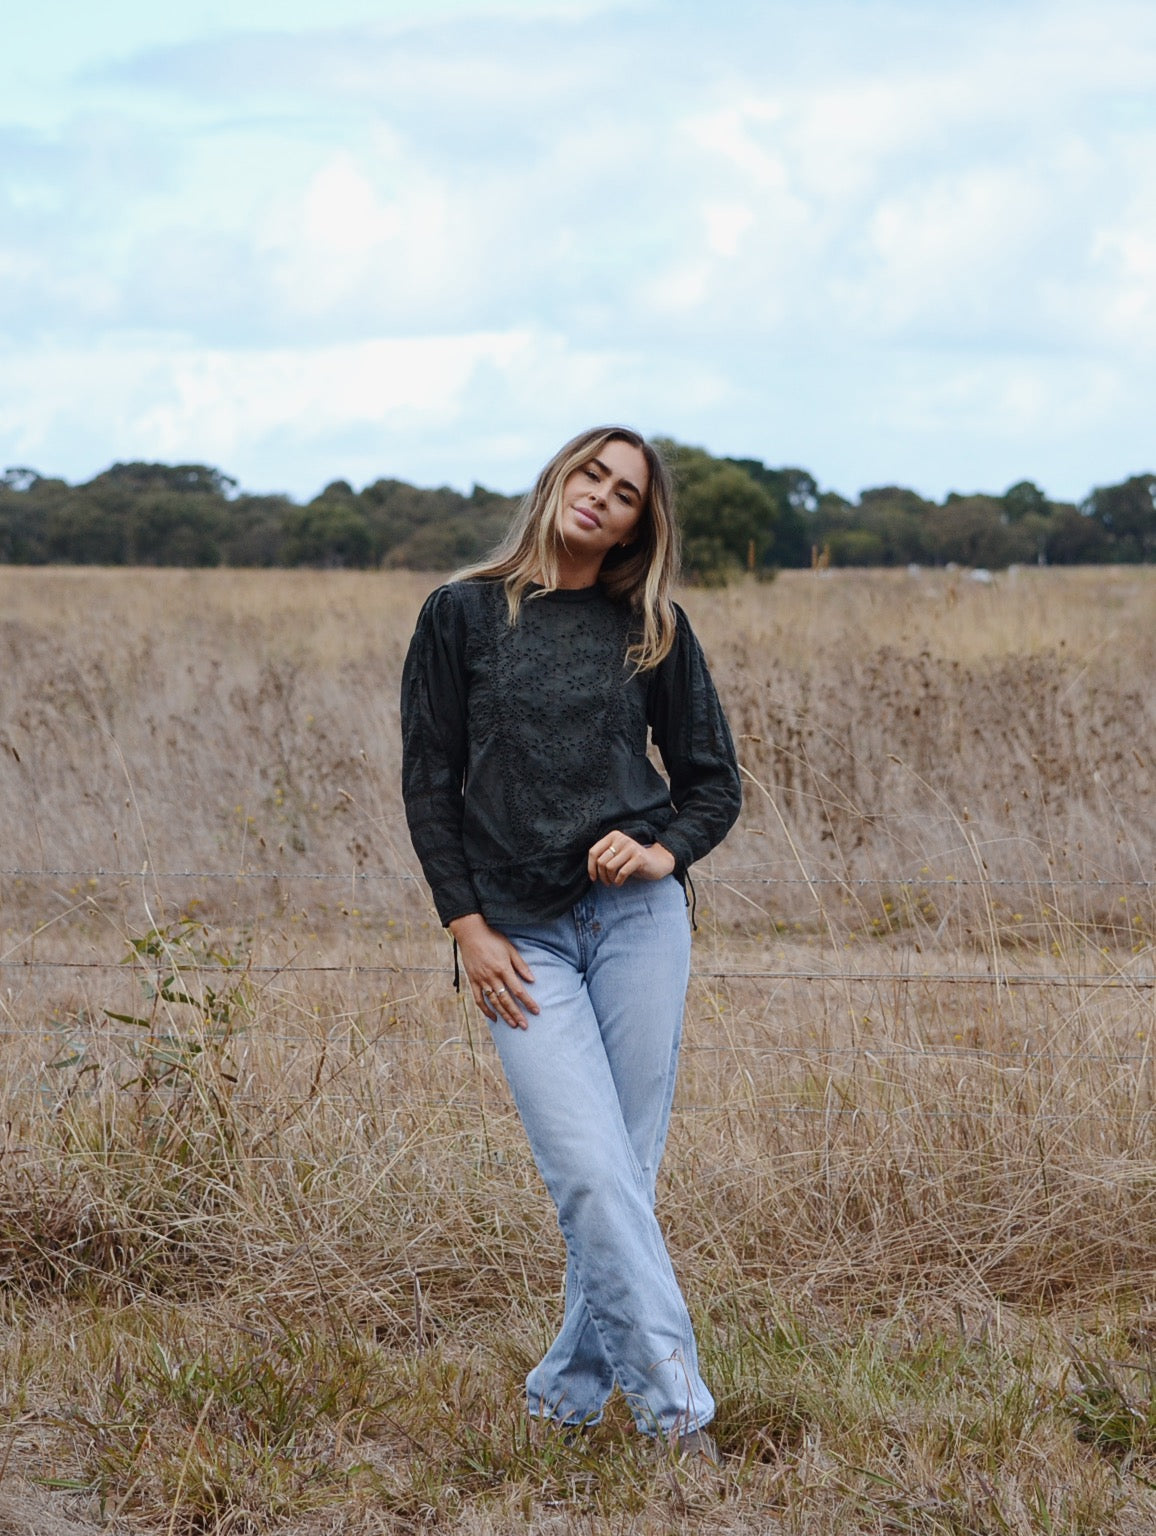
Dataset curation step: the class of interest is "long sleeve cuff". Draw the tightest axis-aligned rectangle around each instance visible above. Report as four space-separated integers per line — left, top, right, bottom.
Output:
656 826 695 877
434 882 483 928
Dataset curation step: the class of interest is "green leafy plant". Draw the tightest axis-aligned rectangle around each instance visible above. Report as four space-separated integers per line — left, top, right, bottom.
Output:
104 915 250 1102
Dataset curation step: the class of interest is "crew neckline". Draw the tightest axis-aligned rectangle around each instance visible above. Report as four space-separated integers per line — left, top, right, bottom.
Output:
528 582 607 603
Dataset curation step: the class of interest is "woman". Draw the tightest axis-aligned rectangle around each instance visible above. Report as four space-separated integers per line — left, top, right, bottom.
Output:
401 426 741 1453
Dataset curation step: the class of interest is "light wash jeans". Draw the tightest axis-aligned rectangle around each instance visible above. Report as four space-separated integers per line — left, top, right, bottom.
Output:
489 874 714 1436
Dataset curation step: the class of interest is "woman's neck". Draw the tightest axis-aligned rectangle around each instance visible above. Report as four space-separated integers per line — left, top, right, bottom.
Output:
541 550 603 590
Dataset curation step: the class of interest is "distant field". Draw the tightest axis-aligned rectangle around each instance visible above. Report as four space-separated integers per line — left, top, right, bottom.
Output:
0 566 1154 1534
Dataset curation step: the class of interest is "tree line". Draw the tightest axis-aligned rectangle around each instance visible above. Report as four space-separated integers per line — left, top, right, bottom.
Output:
2 448 1153 579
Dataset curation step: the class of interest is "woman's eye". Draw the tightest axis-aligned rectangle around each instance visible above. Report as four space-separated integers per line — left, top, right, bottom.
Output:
583 467 598 481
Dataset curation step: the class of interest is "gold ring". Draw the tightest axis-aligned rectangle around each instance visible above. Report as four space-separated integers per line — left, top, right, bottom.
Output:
608 845 618 856
493 986 508 998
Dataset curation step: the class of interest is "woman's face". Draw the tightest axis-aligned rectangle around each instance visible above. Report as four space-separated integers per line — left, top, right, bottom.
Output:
558 438 649 570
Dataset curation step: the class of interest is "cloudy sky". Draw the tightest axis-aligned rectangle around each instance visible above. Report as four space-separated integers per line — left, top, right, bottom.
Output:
3 0 1154 503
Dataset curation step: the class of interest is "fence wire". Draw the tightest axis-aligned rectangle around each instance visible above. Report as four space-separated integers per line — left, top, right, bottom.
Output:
2 865 1153 1125
1 958 1152 988
2 866 1152 889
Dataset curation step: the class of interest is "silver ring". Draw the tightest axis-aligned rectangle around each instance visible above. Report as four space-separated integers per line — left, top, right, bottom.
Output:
608 845 618 856
493 985 508 998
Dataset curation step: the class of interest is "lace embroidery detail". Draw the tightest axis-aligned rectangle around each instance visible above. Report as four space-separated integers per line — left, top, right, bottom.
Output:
400 578 742 926
467 586 640 852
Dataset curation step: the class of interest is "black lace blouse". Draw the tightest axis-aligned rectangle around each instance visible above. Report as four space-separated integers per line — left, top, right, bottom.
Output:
401 579 742 927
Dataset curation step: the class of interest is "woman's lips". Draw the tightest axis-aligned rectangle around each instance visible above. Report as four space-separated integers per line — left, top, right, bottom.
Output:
573 507 600 530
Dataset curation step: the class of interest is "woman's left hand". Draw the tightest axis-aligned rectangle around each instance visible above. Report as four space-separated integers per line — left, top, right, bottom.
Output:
588 831 676 886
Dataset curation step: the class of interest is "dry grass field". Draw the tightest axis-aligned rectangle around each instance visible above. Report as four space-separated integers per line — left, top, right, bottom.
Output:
0 564 1154 1534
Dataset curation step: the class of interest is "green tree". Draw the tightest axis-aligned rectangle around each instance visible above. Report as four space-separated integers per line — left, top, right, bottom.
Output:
726 460 814 567
1002 480 1050 522
0 469 51 561
55 463 236 564
283 501 373 567
45 488 131 563
5 454 1153 573
1045 503 1111 564
1083 474 1156 562
661 443 778 580
808 491 856 562
221 495 294 566
855 486 934 565
924 496 1019 568
827 529 885 566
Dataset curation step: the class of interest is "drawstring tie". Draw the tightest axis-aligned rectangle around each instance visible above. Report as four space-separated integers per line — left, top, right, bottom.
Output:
685 870 698 931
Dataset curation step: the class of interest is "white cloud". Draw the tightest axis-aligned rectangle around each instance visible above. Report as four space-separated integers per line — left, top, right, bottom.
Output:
702 203 755 259
0 326 722 493
1 332 531 467
687 104 790 192
2 0 1155 499
266 153 455 318
301 158 399 255
848 167 1052 337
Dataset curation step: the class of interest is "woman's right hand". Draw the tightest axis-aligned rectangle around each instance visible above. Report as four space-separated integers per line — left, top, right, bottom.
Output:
448 913 538 1030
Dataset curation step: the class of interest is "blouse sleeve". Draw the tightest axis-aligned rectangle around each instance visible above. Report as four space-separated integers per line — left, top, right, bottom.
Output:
647 606 743 874
400 584 481 926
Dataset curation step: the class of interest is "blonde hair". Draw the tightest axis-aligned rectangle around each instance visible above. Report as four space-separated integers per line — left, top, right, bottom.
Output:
456 427 680 670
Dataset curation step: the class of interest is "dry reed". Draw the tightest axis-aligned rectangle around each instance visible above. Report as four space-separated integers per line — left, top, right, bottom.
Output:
0 566 1154 1534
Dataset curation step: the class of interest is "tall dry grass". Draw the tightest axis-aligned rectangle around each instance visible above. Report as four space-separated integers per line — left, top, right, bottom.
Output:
0 565 1154 1534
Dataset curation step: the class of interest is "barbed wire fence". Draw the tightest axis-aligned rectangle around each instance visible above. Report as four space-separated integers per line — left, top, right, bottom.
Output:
2 864 1153 1122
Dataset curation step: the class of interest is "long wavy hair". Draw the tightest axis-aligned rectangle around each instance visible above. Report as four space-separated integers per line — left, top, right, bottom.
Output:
456 426 681 670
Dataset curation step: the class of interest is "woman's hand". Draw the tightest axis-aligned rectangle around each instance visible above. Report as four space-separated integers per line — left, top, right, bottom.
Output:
588 832 676 886
448 913 538 1029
